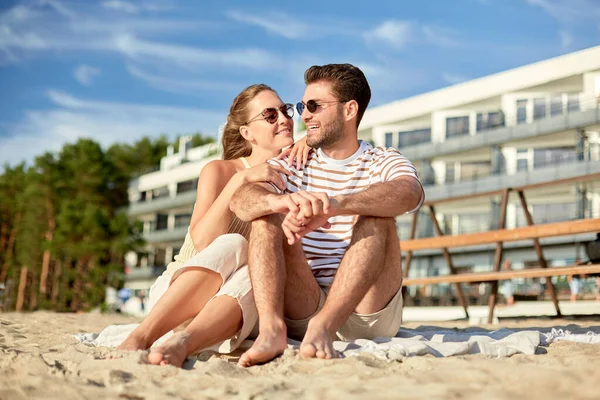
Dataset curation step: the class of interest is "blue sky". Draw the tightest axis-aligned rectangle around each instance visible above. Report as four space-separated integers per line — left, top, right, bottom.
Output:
1 0 599 166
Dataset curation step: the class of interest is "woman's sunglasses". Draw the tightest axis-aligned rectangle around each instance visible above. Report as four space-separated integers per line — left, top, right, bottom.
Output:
296 100 346 115
245 103 294 125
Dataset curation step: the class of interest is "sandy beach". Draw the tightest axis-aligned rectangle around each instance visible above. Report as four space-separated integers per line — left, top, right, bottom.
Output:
1 311 599 400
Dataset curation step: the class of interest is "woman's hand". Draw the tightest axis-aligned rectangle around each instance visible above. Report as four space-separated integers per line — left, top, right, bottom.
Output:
239 163 290 191
277 136 311 169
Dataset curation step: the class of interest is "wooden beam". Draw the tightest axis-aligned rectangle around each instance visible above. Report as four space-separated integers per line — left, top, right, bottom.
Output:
429 205 469 318
401 212 419 304
401 218 600 252
488 188 510 323
517 190 561 317
403 264 600 286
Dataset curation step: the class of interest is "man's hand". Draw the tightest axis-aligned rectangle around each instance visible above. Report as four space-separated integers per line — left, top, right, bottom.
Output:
281 191 333 245
266 193 300 215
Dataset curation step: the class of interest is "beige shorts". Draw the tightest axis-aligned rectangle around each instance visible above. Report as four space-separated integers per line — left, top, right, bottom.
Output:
285 285 404 342
149 234 258 354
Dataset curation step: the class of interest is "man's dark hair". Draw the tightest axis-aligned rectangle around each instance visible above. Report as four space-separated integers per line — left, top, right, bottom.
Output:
304 63 371 128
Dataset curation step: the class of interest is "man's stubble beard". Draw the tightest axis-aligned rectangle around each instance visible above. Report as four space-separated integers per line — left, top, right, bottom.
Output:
306 115 344 150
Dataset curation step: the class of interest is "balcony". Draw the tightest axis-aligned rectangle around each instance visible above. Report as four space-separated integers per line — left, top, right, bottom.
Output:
125 265 167 281
424 158 600 205
400 101 600 161
144 226 188 244
128 191 196 217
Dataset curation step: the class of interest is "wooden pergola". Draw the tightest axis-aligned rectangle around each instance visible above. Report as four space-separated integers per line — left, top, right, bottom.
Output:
401 173 600 322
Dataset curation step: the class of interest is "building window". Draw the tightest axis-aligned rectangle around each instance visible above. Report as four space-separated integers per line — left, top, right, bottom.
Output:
476 111 505 132
550 95 563 116
397 128 431 147
533 98 546 120
152 186 169 200
516 99 527 124
533 147 577 168
176 179 198 194
155 214 168 231
384 132 393 148
445 162 456 182
460 161 492 181
446 116 470 138
154 248 166 267
516 203 577 225
174 213 192 229
567 93 580 113
516 148 529 172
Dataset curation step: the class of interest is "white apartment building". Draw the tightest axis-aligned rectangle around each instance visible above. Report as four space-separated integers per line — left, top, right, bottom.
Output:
125 46 600 301
358 45 600 300
124 138 219 292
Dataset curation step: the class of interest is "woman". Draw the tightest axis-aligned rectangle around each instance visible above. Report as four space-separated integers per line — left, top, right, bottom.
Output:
116 84 309 367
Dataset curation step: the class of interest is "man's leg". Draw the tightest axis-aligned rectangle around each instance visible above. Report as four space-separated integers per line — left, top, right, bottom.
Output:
238 214 322 367
300 217 401 359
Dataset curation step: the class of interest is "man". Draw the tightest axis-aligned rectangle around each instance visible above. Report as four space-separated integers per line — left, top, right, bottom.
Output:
230 63 424 367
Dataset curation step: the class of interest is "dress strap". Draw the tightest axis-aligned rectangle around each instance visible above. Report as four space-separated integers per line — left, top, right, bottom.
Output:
240 157 251 169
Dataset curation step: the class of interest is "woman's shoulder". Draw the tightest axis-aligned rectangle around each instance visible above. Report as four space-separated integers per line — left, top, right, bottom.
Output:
203 159 238 172
199 159 238 180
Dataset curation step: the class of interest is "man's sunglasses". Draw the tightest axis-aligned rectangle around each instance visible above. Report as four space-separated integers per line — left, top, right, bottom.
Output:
296 100 346 115
245 103 294 125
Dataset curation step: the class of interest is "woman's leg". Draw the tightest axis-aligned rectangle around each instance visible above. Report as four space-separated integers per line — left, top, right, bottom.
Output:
118 268 223 350
147 294 243 367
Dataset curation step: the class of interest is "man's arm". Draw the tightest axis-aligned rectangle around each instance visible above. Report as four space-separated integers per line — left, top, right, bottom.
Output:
230 182 299 222
331 176 423 218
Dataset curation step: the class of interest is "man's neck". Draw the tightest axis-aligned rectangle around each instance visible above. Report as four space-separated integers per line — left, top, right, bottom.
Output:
320 134 360 160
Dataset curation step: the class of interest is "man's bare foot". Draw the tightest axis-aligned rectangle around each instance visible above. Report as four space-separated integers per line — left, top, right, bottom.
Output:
299 321 337 359
238 323 287 368
147 332 191 367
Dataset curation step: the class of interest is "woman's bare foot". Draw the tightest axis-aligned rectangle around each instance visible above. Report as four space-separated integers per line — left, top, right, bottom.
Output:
299 320 337 359
117 334 148 351
105 334 149 359
238 322 287 367
147 332 191 367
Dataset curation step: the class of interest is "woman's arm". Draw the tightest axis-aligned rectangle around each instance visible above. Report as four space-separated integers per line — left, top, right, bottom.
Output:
188 161 244 252
187 160 290 252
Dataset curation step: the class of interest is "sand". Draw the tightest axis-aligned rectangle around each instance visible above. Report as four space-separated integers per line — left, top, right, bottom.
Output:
1 311 599 400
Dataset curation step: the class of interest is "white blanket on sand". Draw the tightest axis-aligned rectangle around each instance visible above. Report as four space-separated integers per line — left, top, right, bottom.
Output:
74 325 600 360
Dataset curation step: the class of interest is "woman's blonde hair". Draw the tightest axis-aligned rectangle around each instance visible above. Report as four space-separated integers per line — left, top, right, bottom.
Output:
221 84 275 160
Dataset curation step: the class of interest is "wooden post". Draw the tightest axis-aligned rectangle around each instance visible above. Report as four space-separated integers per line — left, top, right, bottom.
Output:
517 190 561 317
429 205 470 318
488 189 510 323
401 212 419 303
15 267 28 312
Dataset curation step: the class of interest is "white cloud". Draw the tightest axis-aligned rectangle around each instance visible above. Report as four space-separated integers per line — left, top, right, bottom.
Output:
0 2 280 71
442 72 469 85
363 20 414 49
113 34 281 70
364 21 460 50
102 1 139 13
74 64 101 86
102 1 169 14
225 10 310 39
126 64 240 94
0 90 226 166
526 0 600 25
558 30 573 48
422 25 460 48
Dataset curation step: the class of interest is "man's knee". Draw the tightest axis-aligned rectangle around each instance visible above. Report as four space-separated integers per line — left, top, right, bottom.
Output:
353 216 396 236
250 214 283 235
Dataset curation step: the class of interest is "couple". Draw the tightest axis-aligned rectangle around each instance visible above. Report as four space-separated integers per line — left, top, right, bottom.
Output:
117 63 424 368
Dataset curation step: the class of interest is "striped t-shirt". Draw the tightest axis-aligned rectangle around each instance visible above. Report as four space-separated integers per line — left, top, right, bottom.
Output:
268 140 424 286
